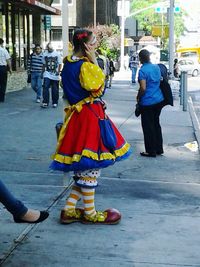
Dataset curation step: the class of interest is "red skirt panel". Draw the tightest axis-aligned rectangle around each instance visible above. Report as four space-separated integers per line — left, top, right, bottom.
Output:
59 102 125 156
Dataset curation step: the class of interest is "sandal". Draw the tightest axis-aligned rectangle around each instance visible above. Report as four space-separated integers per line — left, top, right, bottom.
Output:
60 208 84 224
82 208 121 225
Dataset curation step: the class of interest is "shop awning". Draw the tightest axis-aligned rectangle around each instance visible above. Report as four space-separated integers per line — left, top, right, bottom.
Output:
8 0 61 15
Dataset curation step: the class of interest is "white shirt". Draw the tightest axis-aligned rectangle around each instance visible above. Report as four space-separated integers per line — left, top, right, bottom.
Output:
42 50 62 81
0 46 10 66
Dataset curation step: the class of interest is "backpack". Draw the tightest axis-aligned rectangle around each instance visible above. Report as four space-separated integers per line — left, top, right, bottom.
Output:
160 79 174 106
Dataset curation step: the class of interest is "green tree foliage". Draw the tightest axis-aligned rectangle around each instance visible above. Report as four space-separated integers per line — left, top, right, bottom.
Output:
88 24 121 60
131 0 186 39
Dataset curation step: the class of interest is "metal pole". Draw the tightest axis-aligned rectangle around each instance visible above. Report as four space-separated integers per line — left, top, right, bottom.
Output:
120 0 125 71
94 0 96 28
169 0 175 78
180 71 184 105
182 71 188 111
62 0 69 58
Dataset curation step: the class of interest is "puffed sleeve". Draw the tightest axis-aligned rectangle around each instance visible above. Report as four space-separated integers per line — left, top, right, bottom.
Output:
79 62 105 97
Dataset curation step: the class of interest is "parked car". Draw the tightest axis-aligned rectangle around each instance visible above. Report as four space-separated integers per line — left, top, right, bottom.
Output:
177 58 200 77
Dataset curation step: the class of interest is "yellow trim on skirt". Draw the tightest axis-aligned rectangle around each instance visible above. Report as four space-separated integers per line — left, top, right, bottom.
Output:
53 143 131 165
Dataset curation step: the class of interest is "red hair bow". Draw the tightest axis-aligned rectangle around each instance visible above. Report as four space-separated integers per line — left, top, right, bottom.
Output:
77 32 88 39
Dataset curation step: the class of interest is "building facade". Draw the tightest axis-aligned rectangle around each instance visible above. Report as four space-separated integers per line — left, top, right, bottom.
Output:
50 0 119 49
0 0 60 92
0 0 60 71
76 0 118 27
0 0 118 69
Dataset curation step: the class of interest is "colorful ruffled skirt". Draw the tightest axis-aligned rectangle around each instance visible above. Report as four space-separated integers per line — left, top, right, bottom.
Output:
50 101 131 172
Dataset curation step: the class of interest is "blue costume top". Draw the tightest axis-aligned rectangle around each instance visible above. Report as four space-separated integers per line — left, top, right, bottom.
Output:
61 56 105 105
62 59 90 105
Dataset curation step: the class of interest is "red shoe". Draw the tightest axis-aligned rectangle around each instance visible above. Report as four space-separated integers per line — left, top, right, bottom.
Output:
82 208 121 224
60 208 84 224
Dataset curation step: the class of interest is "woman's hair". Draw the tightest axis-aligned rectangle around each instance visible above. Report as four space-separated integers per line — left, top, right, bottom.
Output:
139 49 150 64
73 29 93 55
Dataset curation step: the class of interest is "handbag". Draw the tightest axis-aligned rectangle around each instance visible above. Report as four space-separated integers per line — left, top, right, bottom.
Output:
99 118 117 151
27 74 31 83
135 103 141 117
160 79 173 106
87 104 117 151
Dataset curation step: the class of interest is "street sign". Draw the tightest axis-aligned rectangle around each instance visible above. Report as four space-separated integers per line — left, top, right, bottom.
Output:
152 25 169 38
174 6 181 13
155 6 167 13
155 6 180 14
160 50 169 61
44 15 51 30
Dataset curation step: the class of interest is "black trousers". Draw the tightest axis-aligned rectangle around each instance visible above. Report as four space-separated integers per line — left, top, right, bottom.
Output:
0 66 8 102
43 77 59 105
140 102 164 155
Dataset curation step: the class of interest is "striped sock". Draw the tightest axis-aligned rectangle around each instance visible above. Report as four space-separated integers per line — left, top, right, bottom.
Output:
81 187 96 217
64 185 82 211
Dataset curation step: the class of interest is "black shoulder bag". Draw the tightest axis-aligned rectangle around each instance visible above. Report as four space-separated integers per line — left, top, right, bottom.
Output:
160 79 174 106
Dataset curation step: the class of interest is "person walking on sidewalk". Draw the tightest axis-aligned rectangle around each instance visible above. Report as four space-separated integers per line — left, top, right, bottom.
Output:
50 29 131 224
0 179 49 223
129 50 139 84
137 49 164 157
108 56 115 88
173 58 179 78
0 38 12 103
27 44 43 103
41 43 62 108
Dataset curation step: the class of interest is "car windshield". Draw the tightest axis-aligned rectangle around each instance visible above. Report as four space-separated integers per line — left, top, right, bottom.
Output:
178 60 186 65
181 52 197 57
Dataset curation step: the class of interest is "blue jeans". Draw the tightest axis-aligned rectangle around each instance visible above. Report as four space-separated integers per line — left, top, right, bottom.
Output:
0 180 28 219
31 72 43 99
42 78 59 105
131 67 137 83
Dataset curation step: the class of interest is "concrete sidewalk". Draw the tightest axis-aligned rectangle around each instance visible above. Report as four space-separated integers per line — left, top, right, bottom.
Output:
0 71 200 267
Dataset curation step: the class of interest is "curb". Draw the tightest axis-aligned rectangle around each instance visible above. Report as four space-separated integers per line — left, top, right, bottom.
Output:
188 96 200 151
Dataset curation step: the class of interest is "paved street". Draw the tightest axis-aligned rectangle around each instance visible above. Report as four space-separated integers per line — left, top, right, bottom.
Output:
0 73 200 267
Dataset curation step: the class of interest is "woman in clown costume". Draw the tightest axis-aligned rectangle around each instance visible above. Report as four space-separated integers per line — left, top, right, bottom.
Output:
50 29 131 224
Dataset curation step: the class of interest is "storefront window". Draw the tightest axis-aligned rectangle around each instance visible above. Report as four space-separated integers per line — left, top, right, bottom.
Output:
51 28 62 41
53 0 73 5
53 0 61 4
